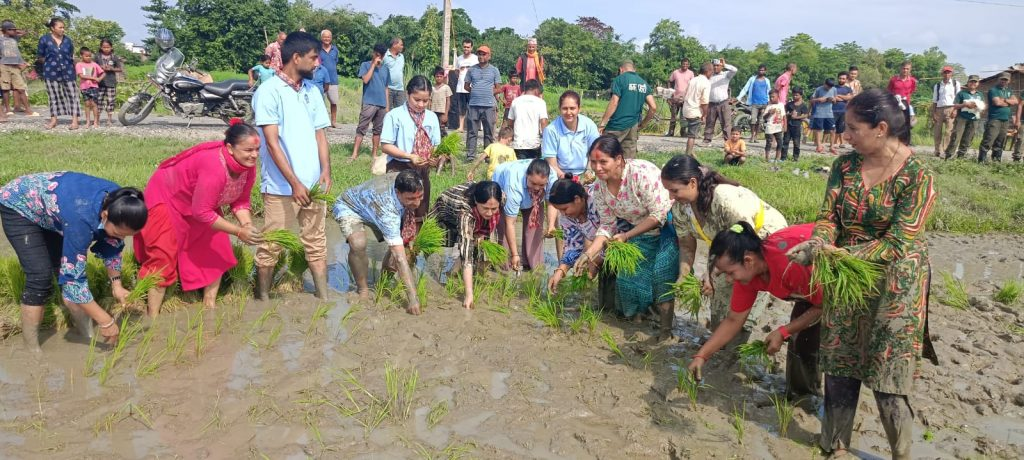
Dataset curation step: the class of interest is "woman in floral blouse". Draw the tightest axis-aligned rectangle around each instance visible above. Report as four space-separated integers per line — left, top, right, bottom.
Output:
576 135 678 339
133 121 262 316
787 89 938 459
36 17 81 129
660 154 787 343
431 180 502 310
0 172 148 351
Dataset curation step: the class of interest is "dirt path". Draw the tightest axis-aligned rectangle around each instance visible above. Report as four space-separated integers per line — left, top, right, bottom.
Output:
1 231 1022 459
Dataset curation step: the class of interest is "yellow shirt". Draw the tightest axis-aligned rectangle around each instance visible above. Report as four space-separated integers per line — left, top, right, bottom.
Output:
724 138 746 154
484 143 517 179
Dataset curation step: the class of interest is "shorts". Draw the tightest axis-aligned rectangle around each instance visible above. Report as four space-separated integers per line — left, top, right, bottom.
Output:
833 112 846 134
336 214 385 243
0 65 27 91
356 104 387 136
81 87 99 102
325 84 339 105
810 117 835 131
749 104 767 125
97 86 116 113
684 117 702 138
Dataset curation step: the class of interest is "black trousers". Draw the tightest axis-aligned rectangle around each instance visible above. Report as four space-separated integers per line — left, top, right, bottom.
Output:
1 205 61 306
782 124 802 160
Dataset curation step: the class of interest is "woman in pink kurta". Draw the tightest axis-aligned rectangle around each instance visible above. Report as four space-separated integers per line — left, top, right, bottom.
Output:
134 121 263 315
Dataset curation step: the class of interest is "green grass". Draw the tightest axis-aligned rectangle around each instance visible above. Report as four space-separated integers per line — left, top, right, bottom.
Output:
938 271 970 311
994 280 1023 305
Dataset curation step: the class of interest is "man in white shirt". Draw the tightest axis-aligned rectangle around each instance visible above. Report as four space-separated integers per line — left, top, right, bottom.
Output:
931 65 961 157
505 79 549 159
703 57 738 146
455 39 478 132
682 62 713 156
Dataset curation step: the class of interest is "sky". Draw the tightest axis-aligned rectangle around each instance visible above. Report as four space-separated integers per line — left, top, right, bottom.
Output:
81 0 1023 77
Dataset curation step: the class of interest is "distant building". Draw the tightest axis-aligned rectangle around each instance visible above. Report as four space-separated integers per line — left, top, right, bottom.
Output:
978 63 1024 95
123 41 149 60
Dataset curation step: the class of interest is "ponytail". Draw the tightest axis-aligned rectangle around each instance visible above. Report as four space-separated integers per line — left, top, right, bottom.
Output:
660 155 740 214
102 187 148 231
708 221 763 264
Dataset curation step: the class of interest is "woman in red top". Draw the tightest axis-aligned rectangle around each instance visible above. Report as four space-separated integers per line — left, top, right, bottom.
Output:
688 222 822 399
133 120 263 316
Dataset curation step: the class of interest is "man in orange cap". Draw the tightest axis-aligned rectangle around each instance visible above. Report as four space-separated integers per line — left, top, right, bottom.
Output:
463 45 502 161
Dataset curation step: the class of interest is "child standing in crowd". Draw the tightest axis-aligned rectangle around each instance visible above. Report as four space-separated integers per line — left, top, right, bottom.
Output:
467 126 516 181
501 72 521 124
431 66 452 137
783 88 809 161
75 47 104 128
763 89 786 162
95 39 122 126
723 128 747 165
247 54 274 87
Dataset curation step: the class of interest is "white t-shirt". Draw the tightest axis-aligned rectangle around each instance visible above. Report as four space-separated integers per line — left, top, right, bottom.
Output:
763 102 786 135
508 94 549 149
455 54 478 94
683 75 711 119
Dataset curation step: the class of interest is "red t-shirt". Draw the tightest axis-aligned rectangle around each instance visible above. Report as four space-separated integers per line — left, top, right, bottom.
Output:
729 224 822 313
887 75 917 102
502 84 522 106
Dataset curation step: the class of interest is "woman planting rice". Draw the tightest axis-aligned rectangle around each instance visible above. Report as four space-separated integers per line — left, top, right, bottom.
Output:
660 154 787 344
382 75 441 237
688 222 822 399
492 159 559 272
430 181 503 309
575 135 677 340
786 88 937 459
0 173 148 351
133 120 262 316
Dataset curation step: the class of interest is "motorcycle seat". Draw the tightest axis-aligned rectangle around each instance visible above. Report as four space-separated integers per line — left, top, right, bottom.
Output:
203 79 250 97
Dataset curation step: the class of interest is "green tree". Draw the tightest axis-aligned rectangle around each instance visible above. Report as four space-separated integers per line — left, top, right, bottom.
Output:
480 26 521 79
534 18 628 90
415 6 442 73
141 0 176 53
636 19 708 86
68 16 124 49
173 0 293 72
299 6 378 77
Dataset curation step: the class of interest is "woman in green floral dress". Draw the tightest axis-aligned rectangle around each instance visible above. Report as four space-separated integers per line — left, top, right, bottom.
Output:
788 88 937 460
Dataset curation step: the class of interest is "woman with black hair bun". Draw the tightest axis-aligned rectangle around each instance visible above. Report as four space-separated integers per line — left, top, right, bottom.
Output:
431 180 503 309
1 172 148 351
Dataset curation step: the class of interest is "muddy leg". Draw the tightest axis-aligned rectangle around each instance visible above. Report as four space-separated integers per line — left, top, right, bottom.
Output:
255 266 273 300
820 375 862 455
875 391 913 460
20 305 43 352
65 302 94 340
202 281 220 308
147 286 167 317
786 300 822 399
347 231 370 298
312 270 330 299
656 301 675 341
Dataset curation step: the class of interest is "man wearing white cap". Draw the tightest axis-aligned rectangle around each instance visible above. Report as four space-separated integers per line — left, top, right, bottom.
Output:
515 37 545 92
930 66 960 157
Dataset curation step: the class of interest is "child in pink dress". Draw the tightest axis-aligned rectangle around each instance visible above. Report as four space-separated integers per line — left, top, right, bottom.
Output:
74 47 104 128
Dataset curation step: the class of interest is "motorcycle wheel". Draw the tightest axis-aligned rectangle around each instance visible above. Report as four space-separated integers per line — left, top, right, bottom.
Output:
118 92 157 126
221 99 254 125
733 113 752 133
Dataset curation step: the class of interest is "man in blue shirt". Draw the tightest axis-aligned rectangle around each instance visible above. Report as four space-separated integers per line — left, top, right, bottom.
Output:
809 78 837 154
382 37 405 110
252 31 332 301
351 43 390 161
333 170 424 314
318 29 340 127
831 71 854 153
737 64 771 141
464 45 501 161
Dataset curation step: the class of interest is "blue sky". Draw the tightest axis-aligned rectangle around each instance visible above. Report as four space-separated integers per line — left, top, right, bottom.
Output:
82 0 1022 77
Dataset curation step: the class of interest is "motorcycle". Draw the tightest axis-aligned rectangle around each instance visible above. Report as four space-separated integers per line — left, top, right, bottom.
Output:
118 29 254 126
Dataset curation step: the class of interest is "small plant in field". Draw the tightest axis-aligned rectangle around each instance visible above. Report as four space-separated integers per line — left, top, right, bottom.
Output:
561 274 592 297
675 362 709 410
665 274 702 319
995 280 1023 305
810 249 883 312
0 257 26 305
125 272 164 304
416 273 428 307
641 351 655 369
265 323 283 348
737 340 770 368
1008 323 1024 335
938 271 970 311
769 393 797 437
98 317 142 385
526 297 561 328
262 229 304 253
444 274 465 297
92 401 153 436
384 362 419 420
83 332 99 377
599 329 624 359
411 218 445 257
603 240 645 276
426 400 449 429
228 243 255 295
731 404 746 445
187 307 206 359
136 323 168 378
578 302 599 333
306 303 332 336
307 182 336 203
374 271 396 306
923 427 935 442
477 240 508 266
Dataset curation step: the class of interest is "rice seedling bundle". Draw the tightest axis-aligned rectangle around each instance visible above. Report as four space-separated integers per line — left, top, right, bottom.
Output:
411 218 446 257
228 243 255 293
938 271 970 310
86 255 112 301
307 183 336 203
736 340 770 367
125 272 164 304
550 228 565 241
433 133 462 157
263 229 304 253
477 240 509 266
810 249 883 312
995 280 1023 305
666 274 702 318
120 250 138 284
603 240 645 276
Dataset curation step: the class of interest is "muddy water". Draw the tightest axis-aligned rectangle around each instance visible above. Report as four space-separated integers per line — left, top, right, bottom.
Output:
1 232 1023 458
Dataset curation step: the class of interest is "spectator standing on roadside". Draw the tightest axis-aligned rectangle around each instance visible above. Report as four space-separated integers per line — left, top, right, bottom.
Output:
95 39 121 126
319 29 340 128
847 66 862 96
350 43 390 161
978 72 1019 163
763 89 786 162
666 58 694 137
464 45 502 162
500 72 521 123
944 75 983 160
782 88 809 160
431 66 452 137
0 20 37 120
930 66 960 157
514 37 545 92
737 64 771 142
702 57 737 146
887 61 917 130
455 39 477 132
832 71 854 151
682 62 713 156
265 31 286 71
598 59 657 158
810 78 837 154
37 17 81 130
383 37 406 110
775 62 797 104
506 78 548 159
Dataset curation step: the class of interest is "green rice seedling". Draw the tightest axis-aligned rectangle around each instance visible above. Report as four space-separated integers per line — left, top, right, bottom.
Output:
560 274 593 298
603 240 645 276
214 307 230 336
1008 323 1024 335
200 393 225 435
600 329 624 359
666 274 702 319
262 229 304 253
444 274 464 297
83 332 100 377
736 340 771 368
120 250 138 285
995 280 1023 305
769 393 797 437
384 362 419 420
519 270 544 301
550 228 565 241
938 271 970 311
125 272 164 304
98 316 142 385
307 182 336 203
578 302 599 333
675 361 709 410
433 132 462 157
340 305 360 329
228 243 255 295
526 297 561 329
265 323 283 349
0 257 26 305
568 315 586 334
810 249 883 312
641 351 655 370
923 428 935 442
411 217 446 257
488 305 511 315
85 255 112 301
306 303 332 336
427 400 448 429
192 308 206 359
374 271 395 306
477 240 508 266
417 273 428 307
93 402 153 436
731 404 746 445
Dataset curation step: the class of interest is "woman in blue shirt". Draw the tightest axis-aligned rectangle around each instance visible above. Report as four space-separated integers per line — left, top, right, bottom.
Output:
542 91 601 179
36 18 81 130
0 172 147 351
492 158 558 271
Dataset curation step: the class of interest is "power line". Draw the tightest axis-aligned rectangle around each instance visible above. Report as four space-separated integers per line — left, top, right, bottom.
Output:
952 0 1024 7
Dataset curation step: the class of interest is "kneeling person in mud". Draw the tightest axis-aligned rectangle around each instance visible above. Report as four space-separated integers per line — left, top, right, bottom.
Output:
333 170 424 314
688 222 823 399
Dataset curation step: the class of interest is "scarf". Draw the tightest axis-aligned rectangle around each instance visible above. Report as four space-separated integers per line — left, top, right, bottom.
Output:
525 50 545 84
408 105 433 161
274 69 302 92
527 185 544 229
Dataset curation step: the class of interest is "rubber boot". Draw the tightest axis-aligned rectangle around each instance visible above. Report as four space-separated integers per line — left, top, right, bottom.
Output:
68 306 94 340
313 271 330 300
21 306 43 353
657 303 675 342
255 266 273 301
